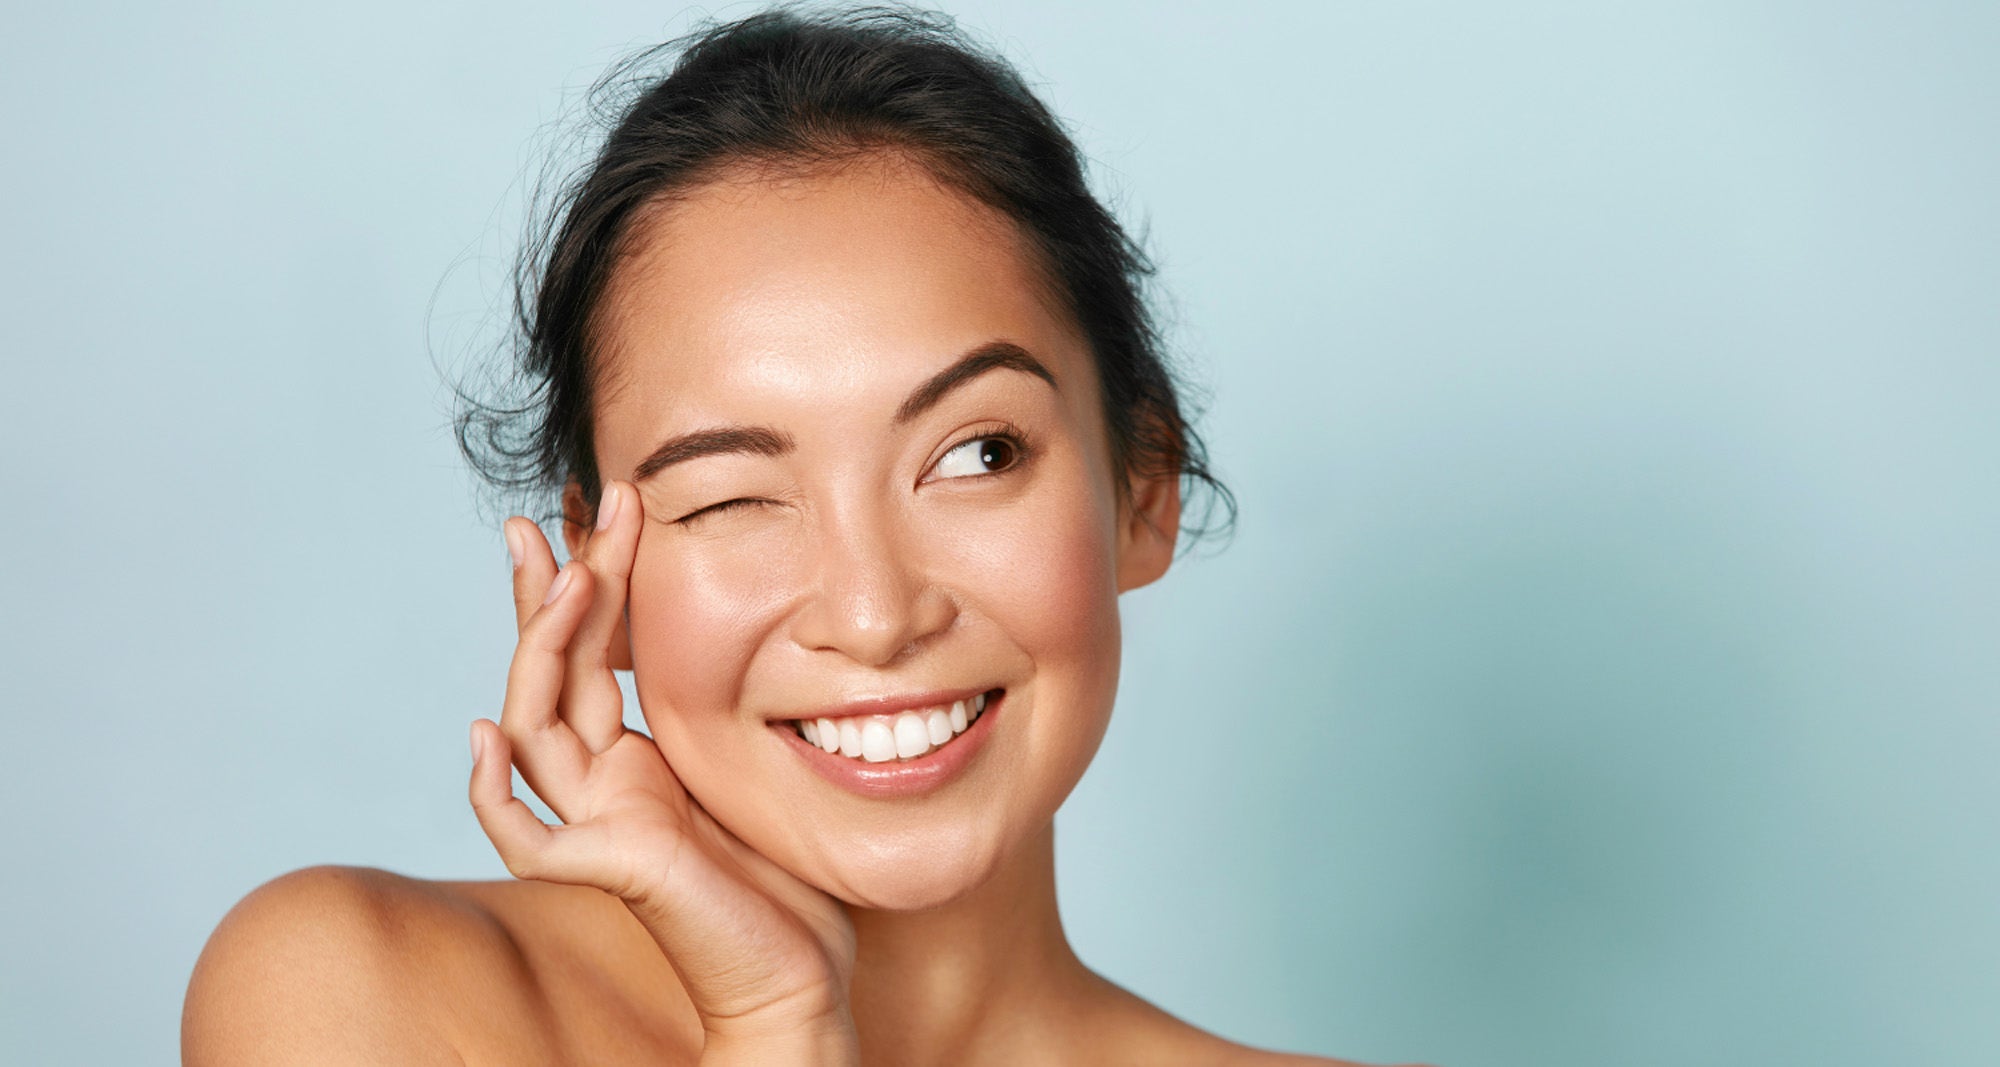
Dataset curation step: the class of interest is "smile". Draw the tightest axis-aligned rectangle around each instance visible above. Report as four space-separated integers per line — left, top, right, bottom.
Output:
776 688 1005 799
787 690 990 763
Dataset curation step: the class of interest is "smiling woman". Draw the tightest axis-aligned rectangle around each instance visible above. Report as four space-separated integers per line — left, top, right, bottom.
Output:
179 5 1416 1065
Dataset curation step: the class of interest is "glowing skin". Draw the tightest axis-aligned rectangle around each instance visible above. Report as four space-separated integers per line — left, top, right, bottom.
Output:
570 152 1168 911
184 148 1383 1067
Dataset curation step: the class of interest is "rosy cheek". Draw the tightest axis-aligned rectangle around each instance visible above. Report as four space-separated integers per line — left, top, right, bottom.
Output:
949 463 1121 666
627 537 807 723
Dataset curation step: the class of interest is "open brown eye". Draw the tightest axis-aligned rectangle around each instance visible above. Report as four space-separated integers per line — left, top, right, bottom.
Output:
935 435 1021 479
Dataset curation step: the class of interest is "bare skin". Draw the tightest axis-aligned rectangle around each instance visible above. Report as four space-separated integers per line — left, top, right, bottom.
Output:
183 152 1422 1066
184 859 1384 1064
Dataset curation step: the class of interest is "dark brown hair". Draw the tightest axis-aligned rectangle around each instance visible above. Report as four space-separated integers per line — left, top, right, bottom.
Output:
453 3 1233 548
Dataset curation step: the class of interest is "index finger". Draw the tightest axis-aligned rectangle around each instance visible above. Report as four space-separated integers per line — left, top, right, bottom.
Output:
562 480 643 753
506 517 562 631
567 480 641 676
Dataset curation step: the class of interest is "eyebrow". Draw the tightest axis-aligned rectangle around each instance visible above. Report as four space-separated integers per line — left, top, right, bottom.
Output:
631 426 793 482
631 340 1059 482
894 340 1058 424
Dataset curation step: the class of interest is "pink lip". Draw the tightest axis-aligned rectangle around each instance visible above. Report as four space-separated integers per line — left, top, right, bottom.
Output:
774 688 1004 799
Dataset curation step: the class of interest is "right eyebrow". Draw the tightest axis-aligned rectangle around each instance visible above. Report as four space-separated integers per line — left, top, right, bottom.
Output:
631 426 795 482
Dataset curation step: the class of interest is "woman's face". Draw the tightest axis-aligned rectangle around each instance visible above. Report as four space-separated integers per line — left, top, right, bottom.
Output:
574 152 1177 909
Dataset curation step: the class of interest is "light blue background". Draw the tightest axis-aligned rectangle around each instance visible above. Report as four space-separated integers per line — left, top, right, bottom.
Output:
3 3 1995 1064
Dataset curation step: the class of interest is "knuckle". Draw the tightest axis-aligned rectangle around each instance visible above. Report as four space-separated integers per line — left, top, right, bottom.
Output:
482 828 538 880
501 660 560 710
520 610 578 655
591 543 635 579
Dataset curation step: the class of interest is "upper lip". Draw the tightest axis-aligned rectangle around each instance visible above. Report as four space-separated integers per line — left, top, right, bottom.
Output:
773 686 996 723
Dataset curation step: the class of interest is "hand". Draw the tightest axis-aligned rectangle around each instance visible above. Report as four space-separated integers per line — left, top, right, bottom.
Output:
467 480 858 1057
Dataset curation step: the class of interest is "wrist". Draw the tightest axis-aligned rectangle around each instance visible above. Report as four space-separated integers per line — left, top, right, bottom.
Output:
700 1010 858 1067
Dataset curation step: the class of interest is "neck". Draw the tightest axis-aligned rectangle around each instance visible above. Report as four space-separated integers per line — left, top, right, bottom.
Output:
844 821 1099 1065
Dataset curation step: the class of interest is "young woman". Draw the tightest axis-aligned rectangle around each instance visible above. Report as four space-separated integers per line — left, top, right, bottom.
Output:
185 7 1416 1064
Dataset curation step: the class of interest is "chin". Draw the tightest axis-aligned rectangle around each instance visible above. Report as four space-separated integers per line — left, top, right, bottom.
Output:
803 822 1009 912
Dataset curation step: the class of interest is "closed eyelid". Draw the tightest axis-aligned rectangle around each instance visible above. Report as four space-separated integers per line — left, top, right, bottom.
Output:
688 497 768 519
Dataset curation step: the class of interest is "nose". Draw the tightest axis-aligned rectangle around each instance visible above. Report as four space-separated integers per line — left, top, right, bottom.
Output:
787 503 956 667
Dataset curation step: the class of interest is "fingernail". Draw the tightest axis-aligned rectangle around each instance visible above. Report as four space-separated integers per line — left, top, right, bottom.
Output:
543 564 574 605
597 484 622 530
504 523 524 570
470 722 486 764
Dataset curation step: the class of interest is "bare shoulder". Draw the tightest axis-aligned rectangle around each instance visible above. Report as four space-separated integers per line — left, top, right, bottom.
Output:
181 865 568 1065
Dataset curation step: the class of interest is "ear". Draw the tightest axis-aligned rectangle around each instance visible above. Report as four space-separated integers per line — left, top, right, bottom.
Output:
1115 467 1181 593
560 480 636 671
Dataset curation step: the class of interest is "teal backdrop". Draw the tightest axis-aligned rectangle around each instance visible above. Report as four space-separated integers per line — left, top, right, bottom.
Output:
3 3 1995 1064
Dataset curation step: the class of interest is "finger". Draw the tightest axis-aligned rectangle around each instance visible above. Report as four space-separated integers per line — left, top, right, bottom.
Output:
495 560 597 807
468 719 617 887
468 718 554 875
506 518 562 631
563 480 641 753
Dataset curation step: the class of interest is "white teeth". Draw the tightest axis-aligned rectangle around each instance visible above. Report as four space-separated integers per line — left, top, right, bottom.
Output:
792 691 998 765
861 720 898 762
893 712 930 758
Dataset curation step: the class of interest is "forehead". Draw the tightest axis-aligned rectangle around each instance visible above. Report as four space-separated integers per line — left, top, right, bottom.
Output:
589 153 1090 445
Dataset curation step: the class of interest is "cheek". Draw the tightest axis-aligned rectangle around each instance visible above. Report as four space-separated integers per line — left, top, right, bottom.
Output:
954 459 1125 823
993 507 1117 653
945 455 1124 691
624 532 805 722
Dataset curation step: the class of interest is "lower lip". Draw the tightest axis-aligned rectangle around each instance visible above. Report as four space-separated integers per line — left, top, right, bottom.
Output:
775 690 1004 799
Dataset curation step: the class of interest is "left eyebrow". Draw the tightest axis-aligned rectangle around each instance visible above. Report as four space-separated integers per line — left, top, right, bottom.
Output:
894 340 1058 424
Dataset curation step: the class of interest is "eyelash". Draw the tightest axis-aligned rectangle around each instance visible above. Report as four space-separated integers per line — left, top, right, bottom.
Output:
928 423 1035 484
674 496 768 525
672 424 1035 527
